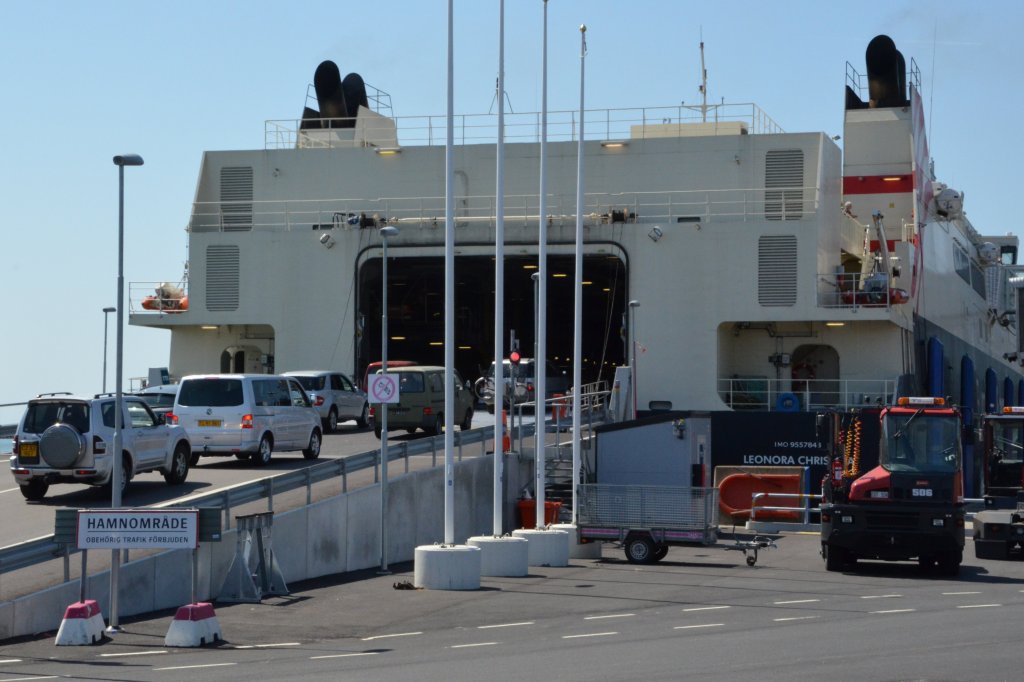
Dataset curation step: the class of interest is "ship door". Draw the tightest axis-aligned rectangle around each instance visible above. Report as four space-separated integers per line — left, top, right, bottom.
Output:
220 345 266 374
790 344 839 409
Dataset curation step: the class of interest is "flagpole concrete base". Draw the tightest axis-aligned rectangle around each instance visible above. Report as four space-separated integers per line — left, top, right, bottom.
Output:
551 523 603 559
511 528 569 567
414 545 482 590
466 535 529 576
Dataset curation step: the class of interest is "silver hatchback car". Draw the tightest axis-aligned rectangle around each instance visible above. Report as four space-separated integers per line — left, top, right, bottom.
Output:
283 371 369 432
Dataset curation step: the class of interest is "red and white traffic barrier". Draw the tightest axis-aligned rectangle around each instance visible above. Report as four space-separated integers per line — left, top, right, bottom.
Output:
55 599 105 646
164 602 222 647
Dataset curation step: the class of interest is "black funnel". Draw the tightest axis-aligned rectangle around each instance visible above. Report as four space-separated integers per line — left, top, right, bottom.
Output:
314 60 350 128
341 73 369 117
865 35 909 108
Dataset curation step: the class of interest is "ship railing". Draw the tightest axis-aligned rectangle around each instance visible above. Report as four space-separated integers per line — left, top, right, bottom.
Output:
128 281 190 315
718 377 896 412
187 185 820 233
816 271 907 310
265 103 784 150
845 58 921 100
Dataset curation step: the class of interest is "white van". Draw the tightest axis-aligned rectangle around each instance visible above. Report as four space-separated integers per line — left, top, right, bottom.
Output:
170 374 321 466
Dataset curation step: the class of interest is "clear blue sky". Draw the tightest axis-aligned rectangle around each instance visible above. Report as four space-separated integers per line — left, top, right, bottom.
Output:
2 1 1021 425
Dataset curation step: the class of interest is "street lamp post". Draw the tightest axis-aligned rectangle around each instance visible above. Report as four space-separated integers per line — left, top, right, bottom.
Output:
379 225 399 574
108 153 143 634
102 306 116 393
628 300 640 420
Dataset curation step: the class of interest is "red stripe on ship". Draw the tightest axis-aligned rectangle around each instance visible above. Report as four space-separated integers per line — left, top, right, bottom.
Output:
843 174 913 195
869 240 899 252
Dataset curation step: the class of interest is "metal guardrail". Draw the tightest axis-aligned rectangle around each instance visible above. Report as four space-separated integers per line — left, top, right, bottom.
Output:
0 422 516 578
750 492 822 525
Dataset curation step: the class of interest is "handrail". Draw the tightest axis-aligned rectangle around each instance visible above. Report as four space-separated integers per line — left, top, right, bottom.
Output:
750 492 822 525
265 103 784 150
184 185 821 235
0 422 516 579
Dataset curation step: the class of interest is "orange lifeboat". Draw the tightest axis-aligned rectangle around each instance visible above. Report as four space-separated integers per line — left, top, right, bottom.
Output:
718 473 802 521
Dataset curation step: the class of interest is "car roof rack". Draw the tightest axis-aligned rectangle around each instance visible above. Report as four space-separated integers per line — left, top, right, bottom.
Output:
35 392 74 397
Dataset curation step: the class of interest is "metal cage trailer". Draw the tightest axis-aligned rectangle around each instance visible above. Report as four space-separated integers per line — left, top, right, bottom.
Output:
576 484 770 566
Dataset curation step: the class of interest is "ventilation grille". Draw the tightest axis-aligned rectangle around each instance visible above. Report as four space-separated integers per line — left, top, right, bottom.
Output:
220 167 253 231
206 245 240 311
758 236 797 306
765 150 804 220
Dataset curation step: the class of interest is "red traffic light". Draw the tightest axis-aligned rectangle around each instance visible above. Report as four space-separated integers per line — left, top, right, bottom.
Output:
510 351 521 365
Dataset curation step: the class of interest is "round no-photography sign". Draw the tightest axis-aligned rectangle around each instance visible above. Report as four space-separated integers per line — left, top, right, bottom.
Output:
369 374 400 404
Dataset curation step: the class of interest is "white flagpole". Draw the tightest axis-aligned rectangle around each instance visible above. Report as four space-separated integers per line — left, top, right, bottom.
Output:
535 0 549 529
492 0 506 536
571 24 586 524
444 0 456 545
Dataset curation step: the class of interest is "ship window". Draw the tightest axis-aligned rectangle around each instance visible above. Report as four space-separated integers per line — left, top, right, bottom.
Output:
953 243 971 285
206 245 240 311
970 261 987 299
758 235 797 306
220 166 253 232
764 149 804 221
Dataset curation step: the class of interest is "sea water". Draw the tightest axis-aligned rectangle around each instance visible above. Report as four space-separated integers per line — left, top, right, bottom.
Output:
0 438 11 455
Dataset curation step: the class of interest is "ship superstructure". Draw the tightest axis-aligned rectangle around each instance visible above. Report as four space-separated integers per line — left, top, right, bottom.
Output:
131 36 1023 494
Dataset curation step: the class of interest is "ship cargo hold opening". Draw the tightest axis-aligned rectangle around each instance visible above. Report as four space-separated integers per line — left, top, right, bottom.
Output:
356 252 627 387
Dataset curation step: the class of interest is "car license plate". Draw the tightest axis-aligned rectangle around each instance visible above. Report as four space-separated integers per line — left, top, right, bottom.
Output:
19 442 39 463
198 419 222 427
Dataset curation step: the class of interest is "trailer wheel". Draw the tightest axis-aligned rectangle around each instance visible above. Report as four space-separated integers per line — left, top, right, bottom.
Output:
624 536 655 564
652 545 669 562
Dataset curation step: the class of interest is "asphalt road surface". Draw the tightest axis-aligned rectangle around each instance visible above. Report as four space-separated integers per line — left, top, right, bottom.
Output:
0 531 1022 681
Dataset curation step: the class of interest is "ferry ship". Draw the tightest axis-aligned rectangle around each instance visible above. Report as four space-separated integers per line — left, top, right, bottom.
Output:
131 35 1023 494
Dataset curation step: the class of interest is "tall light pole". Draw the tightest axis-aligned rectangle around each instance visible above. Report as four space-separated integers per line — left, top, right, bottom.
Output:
108 153 143 634
628 300 640 419
379 225 398 573
102 306 116 393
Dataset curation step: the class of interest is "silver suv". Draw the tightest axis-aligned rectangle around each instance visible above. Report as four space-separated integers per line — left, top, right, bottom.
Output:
476 358 571 413
10 393 192 502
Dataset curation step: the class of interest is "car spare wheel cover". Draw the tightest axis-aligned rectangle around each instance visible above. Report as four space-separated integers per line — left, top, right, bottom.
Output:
39 423 86 468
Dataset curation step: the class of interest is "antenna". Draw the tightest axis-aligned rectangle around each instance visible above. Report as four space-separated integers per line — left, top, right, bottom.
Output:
699 27 708 123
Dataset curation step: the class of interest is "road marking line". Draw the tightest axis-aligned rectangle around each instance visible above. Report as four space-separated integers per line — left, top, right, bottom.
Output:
233 642 302 649
478 621 534 629
310 652 379 660
361 632 422 641
773 599 820 605
584 613 635 620
870 609 916 614
154 662 237 671
0 487 21 494
562 632 618 639
674 624 725 630
450 642 498 648
1 678 57 681
100 650 167 657
0 659 23 663
861 594 902 599
957 604 1001 609
774 616 820 622
682 605 730 612
942 591 981 595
